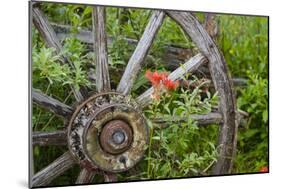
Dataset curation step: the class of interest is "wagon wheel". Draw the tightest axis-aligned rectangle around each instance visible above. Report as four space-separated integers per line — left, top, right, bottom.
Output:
31 3 238 187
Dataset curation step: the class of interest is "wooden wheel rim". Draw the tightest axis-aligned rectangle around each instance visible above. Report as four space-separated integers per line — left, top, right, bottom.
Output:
31 3 238 187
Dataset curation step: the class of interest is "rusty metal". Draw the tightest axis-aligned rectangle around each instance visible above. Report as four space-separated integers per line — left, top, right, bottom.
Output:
83 103 148 173
67 92 148 173
99 120 133 155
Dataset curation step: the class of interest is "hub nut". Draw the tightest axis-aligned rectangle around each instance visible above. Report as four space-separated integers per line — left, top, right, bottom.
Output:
99 120 133 155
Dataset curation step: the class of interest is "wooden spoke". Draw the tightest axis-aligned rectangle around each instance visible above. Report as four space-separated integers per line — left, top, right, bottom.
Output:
117 11 165 95
52 23 196 71
92 6 111 92
32 7 64 57
103 173 118 182
76 168 96 184
32 6 84 101
32 89 73 118
152 112 223 127
137 53 207 107
32 151 76 187
33 130 67 146
52 23 247 87
167 11 238 174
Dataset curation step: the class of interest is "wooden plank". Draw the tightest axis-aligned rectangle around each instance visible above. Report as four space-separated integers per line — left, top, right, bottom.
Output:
52 22 194 70
33 130 67 146
167 11 238 174
92 6 111 92
32 89 73 118
137 53 207 107
32 151 76 187
51 23 247 88
52 22 138 47
117 11 165 95
76 168 96 184
32 7 84 101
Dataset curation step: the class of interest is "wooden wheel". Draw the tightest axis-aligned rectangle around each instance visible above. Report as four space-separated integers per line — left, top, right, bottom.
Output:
31 3 237 187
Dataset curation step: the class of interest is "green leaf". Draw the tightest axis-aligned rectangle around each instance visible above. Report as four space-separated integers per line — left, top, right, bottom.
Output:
262 110 268 123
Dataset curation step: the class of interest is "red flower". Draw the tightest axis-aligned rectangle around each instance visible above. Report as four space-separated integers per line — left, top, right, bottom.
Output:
259 166 268 173
145 70 179 100
145 70 162 86
163 78 179 91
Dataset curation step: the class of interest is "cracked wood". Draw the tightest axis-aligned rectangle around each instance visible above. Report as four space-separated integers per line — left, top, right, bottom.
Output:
117 11 165 95
32 89 73 118
167 11 238 174
92 6 111 92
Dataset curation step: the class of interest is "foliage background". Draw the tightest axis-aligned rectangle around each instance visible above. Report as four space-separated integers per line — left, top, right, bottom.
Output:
31 2 268 186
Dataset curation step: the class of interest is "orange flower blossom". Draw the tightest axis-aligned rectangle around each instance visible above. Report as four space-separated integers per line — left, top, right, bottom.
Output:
145 70 179 99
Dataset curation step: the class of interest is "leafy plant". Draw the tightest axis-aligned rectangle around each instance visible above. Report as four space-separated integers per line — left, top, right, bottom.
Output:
233 73 268 173
140 75 219 179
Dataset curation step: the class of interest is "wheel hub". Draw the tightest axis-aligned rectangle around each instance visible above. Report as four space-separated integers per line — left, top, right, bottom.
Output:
99 120 133 155
67 92 148 173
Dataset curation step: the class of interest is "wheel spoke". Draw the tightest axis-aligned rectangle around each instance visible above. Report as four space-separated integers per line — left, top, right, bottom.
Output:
33 130 67 146
76 168 96 184
137 53 207 107
167 11 238 174
32 151 76 187
103 173 118 182
117 11 165 95
32 7 63 57
32 6 84 101
152 112 223 127
92 6 111 92
32 88 73 118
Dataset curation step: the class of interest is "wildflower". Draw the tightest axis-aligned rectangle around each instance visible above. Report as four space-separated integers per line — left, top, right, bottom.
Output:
163 78 179 91
259 166 268 173
145 70 179 100
145 70 161 86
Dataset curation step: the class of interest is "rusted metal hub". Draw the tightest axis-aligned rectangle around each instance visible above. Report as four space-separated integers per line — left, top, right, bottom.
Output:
99 120 133 155
67 92 148 173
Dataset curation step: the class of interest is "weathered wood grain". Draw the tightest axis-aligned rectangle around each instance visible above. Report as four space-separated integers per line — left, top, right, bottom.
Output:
167 11 238 174
32 151 76 187
93 6 111 92
153 111 247 128
32 7 84 101
137 53 207 107
104 173 118 182
76 168 96 184
32 7 64 57
204 13 218 40
153 112 223 126
32 89 73 118
117 11 165 95
52 22 138 47
52 22 195 68
51 23 247 88
33 130 67 146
